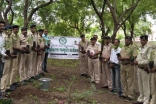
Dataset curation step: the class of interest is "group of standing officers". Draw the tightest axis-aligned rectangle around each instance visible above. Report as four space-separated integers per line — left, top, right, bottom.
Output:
0 21 50 99
79 34 156 104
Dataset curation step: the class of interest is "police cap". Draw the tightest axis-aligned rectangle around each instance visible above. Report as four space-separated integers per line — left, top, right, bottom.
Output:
140 35 148 40
12 25 19 29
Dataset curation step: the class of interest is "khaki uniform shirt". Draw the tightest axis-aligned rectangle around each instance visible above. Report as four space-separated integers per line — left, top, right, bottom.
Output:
102 43 113 59
120 44 138 64
27 31 38 47
37 36 45 48
86 43 101 57
79 40 89 51
136 44 152 66
153 51 156 67
4 35 13 52
20 34 29 47
11 33 20 49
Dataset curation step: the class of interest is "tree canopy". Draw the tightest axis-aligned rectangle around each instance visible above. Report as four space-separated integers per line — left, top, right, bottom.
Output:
0 0 156 38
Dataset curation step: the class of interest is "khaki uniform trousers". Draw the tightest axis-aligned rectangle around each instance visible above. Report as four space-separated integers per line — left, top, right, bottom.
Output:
40 51 45 73
101 61 112 88
30 51 37 77
88 58 100 83
150 73 156 104
120 64 135 98
36 55 42 75
137 68 150 104
10 53 20 85
79 53 88 75
1 58 12 92
19 53 31 81
134 66 139 93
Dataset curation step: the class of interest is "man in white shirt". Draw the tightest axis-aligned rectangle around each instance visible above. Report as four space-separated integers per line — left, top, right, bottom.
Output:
109 39 122 97
0 21 9 99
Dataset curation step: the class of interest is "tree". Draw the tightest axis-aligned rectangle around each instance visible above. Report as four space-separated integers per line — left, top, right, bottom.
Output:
23 0 54 27
121 0 156 38
106 0 141 42
0 0 14 25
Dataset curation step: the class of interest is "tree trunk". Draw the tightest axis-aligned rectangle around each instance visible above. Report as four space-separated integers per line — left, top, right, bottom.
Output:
23 0 53 27
4 0 13 25
130 22 134 38
111 26 118 43
23 0 29 27
0 12 3 21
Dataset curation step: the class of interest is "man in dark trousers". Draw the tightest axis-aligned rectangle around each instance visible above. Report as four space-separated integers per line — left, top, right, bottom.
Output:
42 29 50 73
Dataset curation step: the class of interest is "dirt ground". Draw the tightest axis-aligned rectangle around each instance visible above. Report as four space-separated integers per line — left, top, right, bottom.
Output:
6 59 138 104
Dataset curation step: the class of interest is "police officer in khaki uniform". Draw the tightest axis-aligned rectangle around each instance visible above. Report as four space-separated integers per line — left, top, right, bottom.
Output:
101 36 113 90
10 25 23 89
36 29 45 76
86 38 101 84
132 35 152 104
28 24 38 79
19 27 31 85
149 50 156 104
119 36 137 101
1 26 14 93
79 34 89 77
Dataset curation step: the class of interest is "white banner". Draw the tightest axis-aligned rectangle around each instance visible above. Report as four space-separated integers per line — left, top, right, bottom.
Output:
48 36 80 59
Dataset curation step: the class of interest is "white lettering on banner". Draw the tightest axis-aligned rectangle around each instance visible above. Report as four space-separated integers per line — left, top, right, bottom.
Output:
48 36 80 59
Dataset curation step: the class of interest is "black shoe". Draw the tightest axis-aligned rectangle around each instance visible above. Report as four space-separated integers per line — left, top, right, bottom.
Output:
9 85 16 91
44 70 49 73
126 97 133 101
109 89 117 94
132 101 143 104
117 91 122 97
80 74 85 76
120 94 127 99
101 86 108 88
12 83 20 87
6 88 14 92
27 78 33 82
34 75 40 80
31 76 35 79
21 81 27 85
84 74 90 78
90 81 95 83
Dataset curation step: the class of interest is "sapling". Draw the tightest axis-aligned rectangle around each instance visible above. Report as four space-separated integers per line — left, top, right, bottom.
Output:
130 49 134 62
149 50 154 70
81 47 84 51
4 40 11 56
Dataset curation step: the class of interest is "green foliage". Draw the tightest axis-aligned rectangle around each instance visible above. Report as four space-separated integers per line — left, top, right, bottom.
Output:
0 99 14 104
1 0 156 39
68 84 96 103
55 86 67 92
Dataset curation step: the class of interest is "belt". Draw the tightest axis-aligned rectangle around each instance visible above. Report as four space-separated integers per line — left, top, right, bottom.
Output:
81 52 86 54
138 66 149 74
121 62 130 65
138 66 146 69
89 56 98 59
112 62 119 66
25 52 30 54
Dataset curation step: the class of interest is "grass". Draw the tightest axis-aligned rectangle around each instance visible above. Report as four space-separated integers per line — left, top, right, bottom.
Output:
0 99 13 104
47 59 79 67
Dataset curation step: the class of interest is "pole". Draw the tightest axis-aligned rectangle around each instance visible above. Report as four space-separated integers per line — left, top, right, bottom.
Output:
0 59 2 99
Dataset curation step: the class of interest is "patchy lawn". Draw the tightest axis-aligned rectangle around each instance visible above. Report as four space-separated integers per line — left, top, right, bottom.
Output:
3 59 137 104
